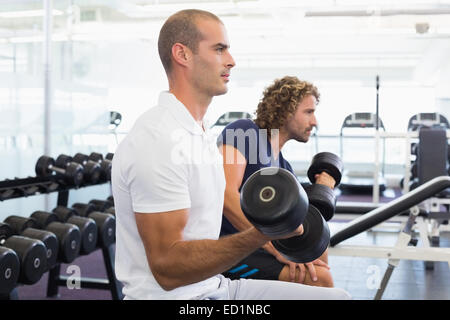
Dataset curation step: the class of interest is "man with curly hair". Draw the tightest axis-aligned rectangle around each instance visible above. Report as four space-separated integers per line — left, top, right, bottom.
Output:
218 76 337 287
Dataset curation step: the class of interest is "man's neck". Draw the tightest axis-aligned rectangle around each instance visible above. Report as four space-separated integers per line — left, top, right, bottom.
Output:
270 129 290 159
169 82 212 129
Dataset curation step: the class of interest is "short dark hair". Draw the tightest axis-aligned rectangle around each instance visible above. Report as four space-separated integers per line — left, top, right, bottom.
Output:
255 76 320 131
158 9 222 74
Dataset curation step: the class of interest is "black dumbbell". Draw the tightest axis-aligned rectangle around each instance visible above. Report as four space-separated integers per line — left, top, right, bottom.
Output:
58 154 101 185
305 152 343 221
71 203 116 247
307 152 343 188
0 222 47 285
3 216 59 270
35 155 84 186
302 184 336 221
30 211 81 263
105 153 114 161
411 143 418 156
240 167 330 263
88 152 112 181
106 195 114 205
411 162 418 179
52 206 98 255
0 246 20 296
89 199 114 212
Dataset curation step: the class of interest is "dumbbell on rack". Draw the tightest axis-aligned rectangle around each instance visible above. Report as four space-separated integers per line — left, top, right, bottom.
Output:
89 199 114 213
88 153 112 182
30 211 81 263
0 244 20 295
57 154 101 185
52 206 98 256
3 216 59 270
0 222 47 285
70 203 116 247
35 155 84 186
105 153 114 161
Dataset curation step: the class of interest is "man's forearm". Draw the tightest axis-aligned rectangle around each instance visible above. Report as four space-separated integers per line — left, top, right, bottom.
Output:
223 188 255 231
152 227 268 290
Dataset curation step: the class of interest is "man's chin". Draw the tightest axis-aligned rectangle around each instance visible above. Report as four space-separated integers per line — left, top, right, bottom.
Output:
214 86 228 96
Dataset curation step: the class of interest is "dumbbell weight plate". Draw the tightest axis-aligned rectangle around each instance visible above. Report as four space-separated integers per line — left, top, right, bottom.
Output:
240 167 309 237
89 212 116 247
303 184 336 221
307 152 343 187
0 247 20 295
21 228 59 271
66 216 97 255
89 152 103 162
89 199 114 212
3 235 47 285
55 154 73 168
53 205 97 252
4 216 36 234
64 163 84 186
72 203 95 217
0 223 14 240
35 156 55 177
105 207 115 216
84 161 101 184
46 222 81 264
272 205 330 263
105 153 114 161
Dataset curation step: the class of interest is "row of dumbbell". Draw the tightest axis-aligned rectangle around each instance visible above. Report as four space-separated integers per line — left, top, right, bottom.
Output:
0 198 115 296
35 152 114 187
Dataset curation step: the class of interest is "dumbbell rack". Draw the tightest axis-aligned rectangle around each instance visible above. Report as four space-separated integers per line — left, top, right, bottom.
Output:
0 174 123 300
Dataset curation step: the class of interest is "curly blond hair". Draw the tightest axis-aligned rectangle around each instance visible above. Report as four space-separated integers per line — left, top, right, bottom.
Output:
254 76 320 132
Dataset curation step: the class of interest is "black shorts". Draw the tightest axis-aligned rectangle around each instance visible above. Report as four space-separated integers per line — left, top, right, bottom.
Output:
222 248 284 280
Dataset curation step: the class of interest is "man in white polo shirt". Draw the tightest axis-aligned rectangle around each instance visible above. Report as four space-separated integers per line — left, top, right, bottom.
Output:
111 9 351 300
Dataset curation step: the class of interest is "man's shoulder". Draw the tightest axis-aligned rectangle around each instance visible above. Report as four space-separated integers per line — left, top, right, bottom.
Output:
223 118 259 131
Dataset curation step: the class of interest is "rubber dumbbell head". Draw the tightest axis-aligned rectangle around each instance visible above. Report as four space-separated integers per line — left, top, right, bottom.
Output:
55 154 73 169
0 246 20 295
31 211 81 263
0 223 47 285
4 216 59 270
307 152 343 187
88 212 115 247
303 184 337 221
88 153 112 181
72 203 116 247
105 153 114 161
71 153 101 184
53 206 97 255
272 205 330 263
89 199 114 212
35 155 84 186
240 167 309 237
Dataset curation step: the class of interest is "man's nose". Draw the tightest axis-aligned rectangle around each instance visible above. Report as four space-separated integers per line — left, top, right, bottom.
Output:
226 51 236 69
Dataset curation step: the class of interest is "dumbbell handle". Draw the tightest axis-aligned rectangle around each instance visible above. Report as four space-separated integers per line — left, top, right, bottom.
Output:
48 164 66 175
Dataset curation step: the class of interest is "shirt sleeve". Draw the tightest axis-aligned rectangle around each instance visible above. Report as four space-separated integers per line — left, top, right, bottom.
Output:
217 119 260 163
126 129 191 214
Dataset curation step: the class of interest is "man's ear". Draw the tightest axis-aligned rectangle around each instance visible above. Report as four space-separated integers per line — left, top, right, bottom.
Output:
171 43 192 68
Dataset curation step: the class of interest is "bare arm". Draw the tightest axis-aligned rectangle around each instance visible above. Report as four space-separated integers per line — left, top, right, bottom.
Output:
135 209 270 291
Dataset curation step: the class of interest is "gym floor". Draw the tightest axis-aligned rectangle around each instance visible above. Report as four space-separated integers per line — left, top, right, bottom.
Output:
14 190 450 300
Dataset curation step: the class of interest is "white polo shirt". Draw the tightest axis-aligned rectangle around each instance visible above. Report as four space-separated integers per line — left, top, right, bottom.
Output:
112 91 225 299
